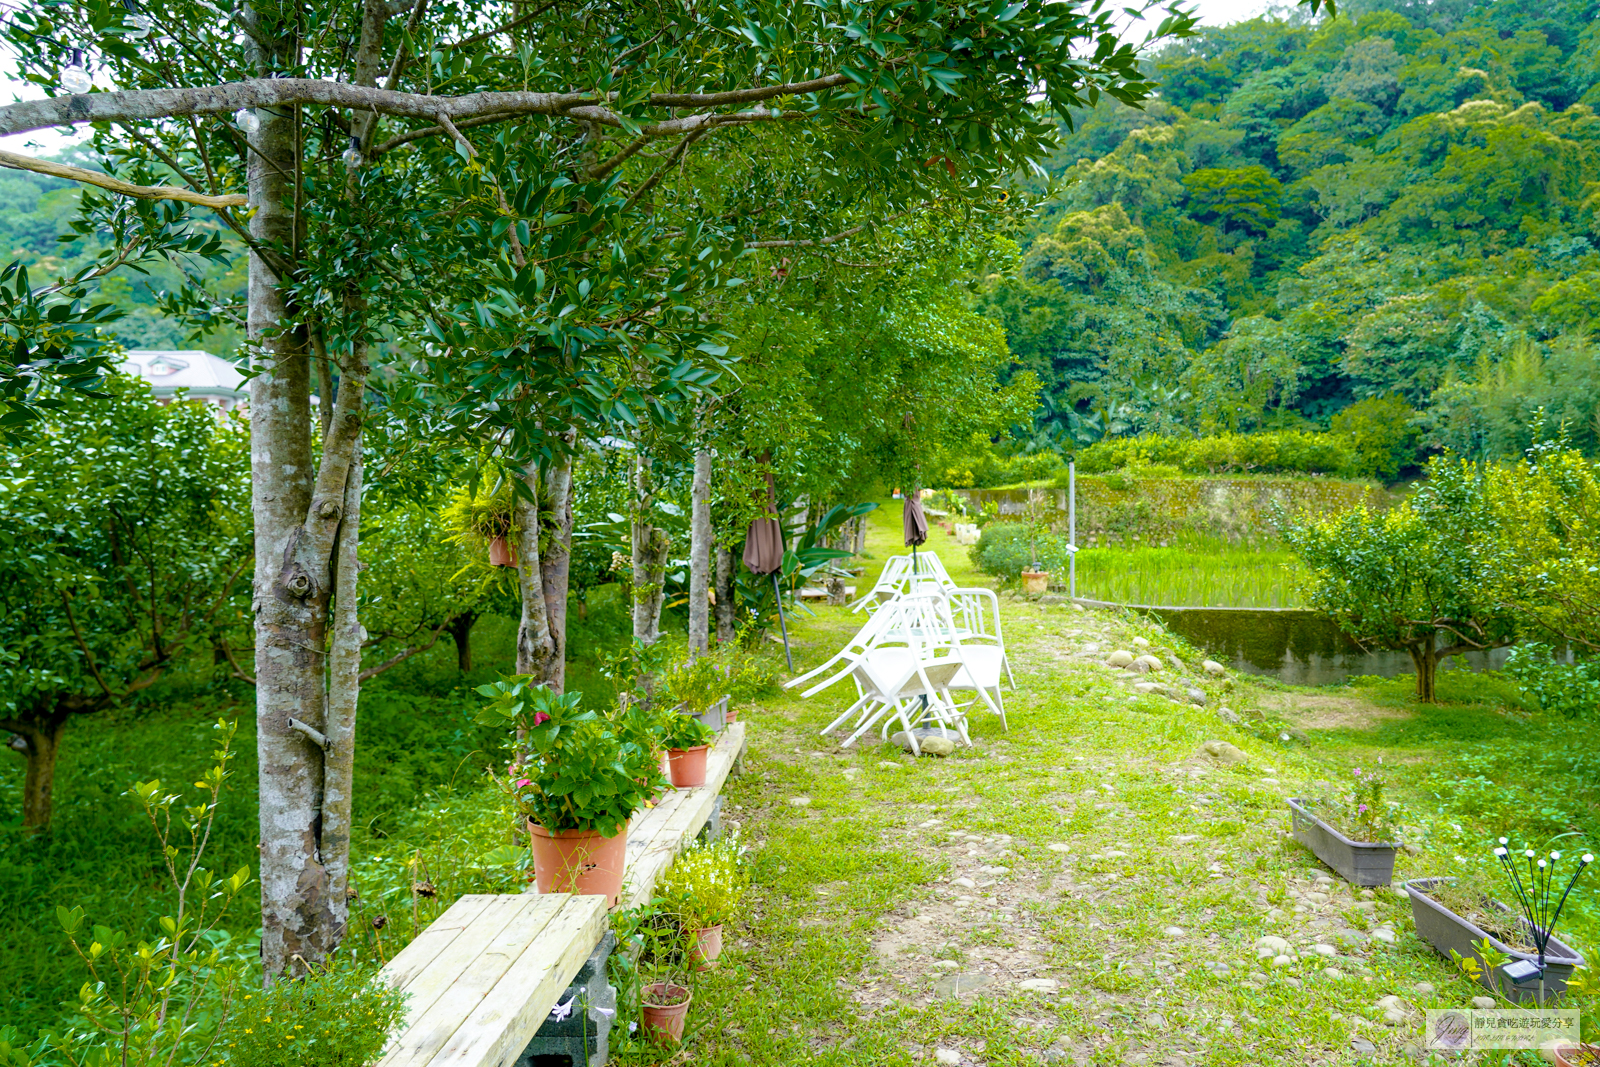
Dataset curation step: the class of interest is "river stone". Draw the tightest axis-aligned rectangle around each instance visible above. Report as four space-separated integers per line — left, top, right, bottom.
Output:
1019 978 1059 992
1472 996 1496 1009
1186 687 1207 706
1133 654 1164 672
952 876 977 889
889 729 959 756
1202 740 1249 765
1217 707 1242 724
788 796 812 807
1202 659 1226 676
1133 636 1150 648
1351 1037 1377 1055
1107 650 1135 668
1255 936 1290 956
935 1049 962 1066
1166 656 1185 672
932 959 959 971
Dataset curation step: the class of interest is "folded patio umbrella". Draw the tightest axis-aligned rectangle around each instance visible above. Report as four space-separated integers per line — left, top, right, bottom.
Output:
742 470 794 670
903 493 928 566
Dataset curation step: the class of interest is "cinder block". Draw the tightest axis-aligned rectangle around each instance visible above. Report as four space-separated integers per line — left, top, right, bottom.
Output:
515 932 616 1067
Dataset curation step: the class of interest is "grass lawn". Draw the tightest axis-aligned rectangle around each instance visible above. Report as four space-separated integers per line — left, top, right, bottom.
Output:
630 500 1600 1066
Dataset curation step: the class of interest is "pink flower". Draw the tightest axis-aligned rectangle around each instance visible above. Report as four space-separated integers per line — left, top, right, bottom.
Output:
514 778 531 789
1352 768 1362 777
1358 804 1369 814
533 711 551 725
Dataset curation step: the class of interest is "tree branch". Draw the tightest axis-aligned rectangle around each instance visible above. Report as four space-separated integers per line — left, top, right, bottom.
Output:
442 0 563 50
215 640 257 686
59 593 116 701
0 76 843 140
0 148 247 208
358 624 446 681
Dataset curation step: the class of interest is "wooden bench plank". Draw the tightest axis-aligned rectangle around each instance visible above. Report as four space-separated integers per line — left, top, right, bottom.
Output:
425 896 607 1067
382 894 497 993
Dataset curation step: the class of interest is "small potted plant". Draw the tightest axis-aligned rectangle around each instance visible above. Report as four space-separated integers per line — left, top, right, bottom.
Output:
657 836 747 971
1403 840 1591 1003
662 657 731 732
663 712 717 788
477 678 666 905
1289 763 1403 885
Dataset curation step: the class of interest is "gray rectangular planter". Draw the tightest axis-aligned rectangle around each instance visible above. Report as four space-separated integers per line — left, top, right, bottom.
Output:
693 695 730 732
1404 877 1584 1003
1288 797 1399 886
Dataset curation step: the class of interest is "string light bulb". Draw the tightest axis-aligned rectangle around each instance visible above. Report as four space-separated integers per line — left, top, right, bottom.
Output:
124 13 153 39
60 50 92 94
234 108 261 134
341 137 362 168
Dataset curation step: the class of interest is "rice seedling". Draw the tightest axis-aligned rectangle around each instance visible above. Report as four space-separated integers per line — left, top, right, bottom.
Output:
1071 537 1305 608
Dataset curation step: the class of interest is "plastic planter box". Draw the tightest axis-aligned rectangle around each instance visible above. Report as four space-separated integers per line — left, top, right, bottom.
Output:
1403 877 1584 1003
1288 797 1399 886
693 695 729 732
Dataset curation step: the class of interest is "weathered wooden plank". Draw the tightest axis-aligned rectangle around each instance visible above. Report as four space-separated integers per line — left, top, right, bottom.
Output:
375 895 549 1066
381 894 497 994
425 896 608 1067
613 722 747 910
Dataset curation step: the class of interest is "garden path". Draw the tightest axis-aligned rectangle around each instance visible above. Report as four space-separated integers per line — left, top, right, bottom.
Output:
650 506 1541 1067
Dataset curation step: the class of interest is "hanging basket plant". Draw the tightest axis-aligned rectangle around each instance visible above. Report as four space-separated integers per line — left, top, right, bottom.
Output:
443 475 520 568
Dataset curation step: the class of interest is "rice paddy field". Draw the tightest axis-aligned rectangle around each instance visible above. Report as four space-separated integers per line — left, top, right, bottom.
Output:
1067 536 1306 608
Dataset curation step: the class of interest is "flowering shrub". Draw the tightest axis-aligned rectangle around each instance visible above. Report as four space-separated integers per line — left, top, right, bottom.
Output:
1314 761 1402 843
478 678 665 836
656 837 748 930
216 959 407 1067
1505 642 1600 719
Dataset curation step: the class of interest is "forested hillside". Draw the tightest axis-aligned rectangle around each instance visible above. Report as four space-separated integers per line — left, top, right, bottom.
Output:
978 0 1600 459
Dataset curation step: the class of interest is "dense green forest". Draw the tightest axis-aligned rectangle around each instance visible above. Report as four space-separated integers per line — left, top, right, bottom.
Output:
0 151 244 352
977 0 1600 460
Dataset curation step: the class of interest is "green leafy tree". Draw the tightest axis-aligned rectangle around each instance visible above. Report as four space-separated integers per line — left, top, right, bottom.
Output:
1280 456 1517 702
1181 165 1284 235
0 376 250 829
1330 395 1419 480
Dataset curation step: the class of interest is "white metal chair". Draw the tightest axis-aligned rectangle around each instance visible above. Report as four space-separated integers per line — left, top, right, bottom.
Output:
800 593 981 751
944 586 1014 729
849 551 958 613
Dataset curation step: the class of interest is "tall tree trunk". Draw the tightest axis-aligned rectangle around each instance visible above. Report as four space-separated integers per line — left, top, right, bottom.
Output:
715 545 737 646
514 461 560 687
1409 632 1437 703
447 611 478 672
631 453 670 646
688 448 712 658
540 455 574 692
249 1 389 981
4 708 68 831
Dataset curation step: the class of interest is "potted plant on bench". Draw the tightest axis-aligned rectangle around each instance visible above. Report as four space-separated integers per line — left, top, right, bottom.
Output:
1403 840 1591 1003
663 712 717 789
477 678 666 905
1288 763 1403 885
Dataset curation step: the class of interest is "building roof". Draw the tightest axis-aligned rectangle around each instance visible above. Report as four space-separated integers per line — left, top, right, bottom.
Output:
121 349 247 399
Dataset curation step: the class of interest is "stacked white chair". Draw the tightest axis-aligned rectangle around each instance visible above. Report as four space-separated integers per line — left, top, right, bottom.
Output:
849 551 958 613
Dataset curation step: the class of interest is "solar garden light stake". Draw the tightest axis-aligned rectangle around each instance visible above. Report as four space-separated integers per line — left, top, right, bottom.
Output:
1493 837 1592 1004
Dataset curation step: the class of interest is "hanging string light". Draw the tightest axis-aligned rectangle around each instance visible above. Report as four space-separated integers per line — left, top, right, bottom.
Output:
120 0 153 39
234 108 261 134
60 48 92 94
342 136 362 168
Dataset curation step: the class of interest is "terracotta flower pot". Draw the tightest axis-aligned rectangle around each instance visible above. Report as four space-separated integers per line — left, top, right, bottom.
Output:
488 534 517 567
723 706 739 724
527 820 628 905
667 745 710 788
688 924 724 971
640 982 691 1044
1020 570 1049 595
1556 1042 1600 1067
